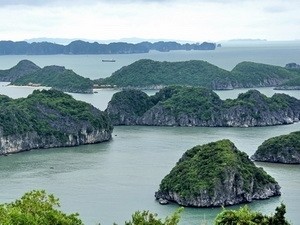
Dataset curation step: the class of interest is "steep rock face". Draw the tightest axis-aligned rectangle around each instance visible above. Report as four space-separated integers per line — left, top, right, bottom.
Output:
0 129 111 155
0 89 113 155
285 62 300 69
106 89 154 125
155 140 281 207
251 131 300 164
275 86 300 90
0 60 40 82
106 86 300 127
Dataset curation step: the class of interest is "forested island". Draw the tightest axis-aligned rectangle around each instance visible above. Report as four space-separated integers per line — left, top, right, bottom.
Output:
4 59 300 93
0 40 216 55
155 139 281 207
0 60 93 93
251 131 300 164
106 86 300 127
273 63 300 90
96 59 300 89
0 89 113 155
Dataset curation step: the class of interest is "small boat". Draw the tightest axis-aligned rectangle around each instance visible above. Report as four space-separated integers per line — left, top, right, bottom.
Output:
102 59 116 62
158 198 169 205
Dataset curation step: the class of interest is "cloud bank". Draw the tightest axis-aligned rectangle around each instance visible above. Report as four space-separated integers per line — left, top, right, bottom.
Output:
0 0 299 42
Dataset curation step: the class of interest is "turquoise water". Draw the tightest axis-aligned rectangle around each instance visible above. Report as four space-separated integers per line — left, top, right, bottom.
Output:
0 45 300 224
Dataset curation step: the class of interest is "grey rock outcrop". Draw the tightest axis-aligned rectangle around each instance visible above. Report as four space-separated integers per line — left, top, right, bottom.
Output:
285 62 300 70
252 147 300 164
0 89 113 155
155 140 281 207
0 129 111 155
155 178 280 207
106 87 300 127
251 131 300 164
275 86 300 90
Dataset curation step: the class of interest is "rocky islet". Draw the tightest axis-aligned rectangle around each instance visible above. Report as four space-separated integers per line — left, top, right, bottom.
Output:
155 139 281 207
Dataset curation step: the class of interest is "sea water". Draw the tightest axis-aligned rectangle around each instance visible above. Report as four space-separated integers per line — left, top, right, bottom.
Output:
0 44 300 225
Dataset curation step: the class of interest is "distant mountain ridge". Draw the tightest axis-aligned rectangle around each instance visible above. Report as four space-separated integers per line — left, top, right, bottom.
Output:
0 40 216 55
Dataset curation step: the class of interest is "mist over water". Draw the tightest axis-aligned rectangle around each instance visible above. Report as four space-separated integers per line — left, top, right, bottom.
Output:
0 45 299 224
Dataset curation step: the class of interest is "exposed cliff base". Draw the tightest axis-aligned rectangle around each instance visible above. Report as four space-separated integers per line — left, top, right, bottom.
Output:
155 140 281 207
106 86 300 127
0 89 113 155
251 131 300 164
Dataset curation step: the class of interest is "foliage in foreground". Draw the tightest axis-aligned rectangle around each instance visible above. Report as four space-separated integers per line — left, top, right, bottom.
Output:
0 190 291 225
0 190 83 225
215 203 290 225
125 208 183 225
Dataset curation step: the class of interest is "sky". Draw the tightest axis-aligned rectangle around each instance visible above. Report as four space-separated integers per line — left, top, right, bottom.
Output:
0 0 299 43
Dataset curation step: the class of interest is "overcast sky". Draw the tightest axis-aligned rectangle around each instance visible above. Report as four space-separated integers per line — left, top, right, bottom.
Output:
0 0 299 42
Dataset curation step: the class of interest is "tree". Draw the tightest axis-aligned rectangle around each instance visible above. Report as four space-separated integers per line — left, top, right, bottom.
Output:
124 207 183 225
214 203 290 225
0 190 83 225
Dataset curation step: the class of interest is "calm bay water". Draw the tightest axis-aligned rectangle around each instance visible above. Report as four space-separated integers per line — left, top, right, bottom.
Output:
0 44 300 79
0 45 300 224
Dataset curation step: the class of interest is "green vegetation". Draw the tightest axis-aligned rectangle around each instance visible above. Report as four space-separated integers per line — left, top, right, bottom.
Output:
252 131 300 161
0 89 112 137
0 190 83 225
109 89 155 116
125 208 183 225
97 59 300 89
215 203 290 225
278 77 300 88
0 60 40 82
0 190 290 225
97 59 232 88
109 86 222 119
107 86 300 126
12 65 93 94
158 139 277 198
161 86 222 119
231 61 297 86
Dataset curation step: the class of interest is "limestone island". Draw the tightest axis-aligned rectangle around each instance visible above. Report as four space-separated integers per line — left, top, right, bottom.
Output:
95 59 300 90
251 131 300 164
0 40 216 55
155 139 281 207
0 89 113 155
106 86 300 127
0 60 94 94
274 77 300 90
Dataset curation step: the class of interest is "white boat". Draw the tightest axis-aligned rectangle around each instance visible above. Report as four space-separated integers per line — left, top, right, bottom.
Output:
102 59 116 62
158 198 169 205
